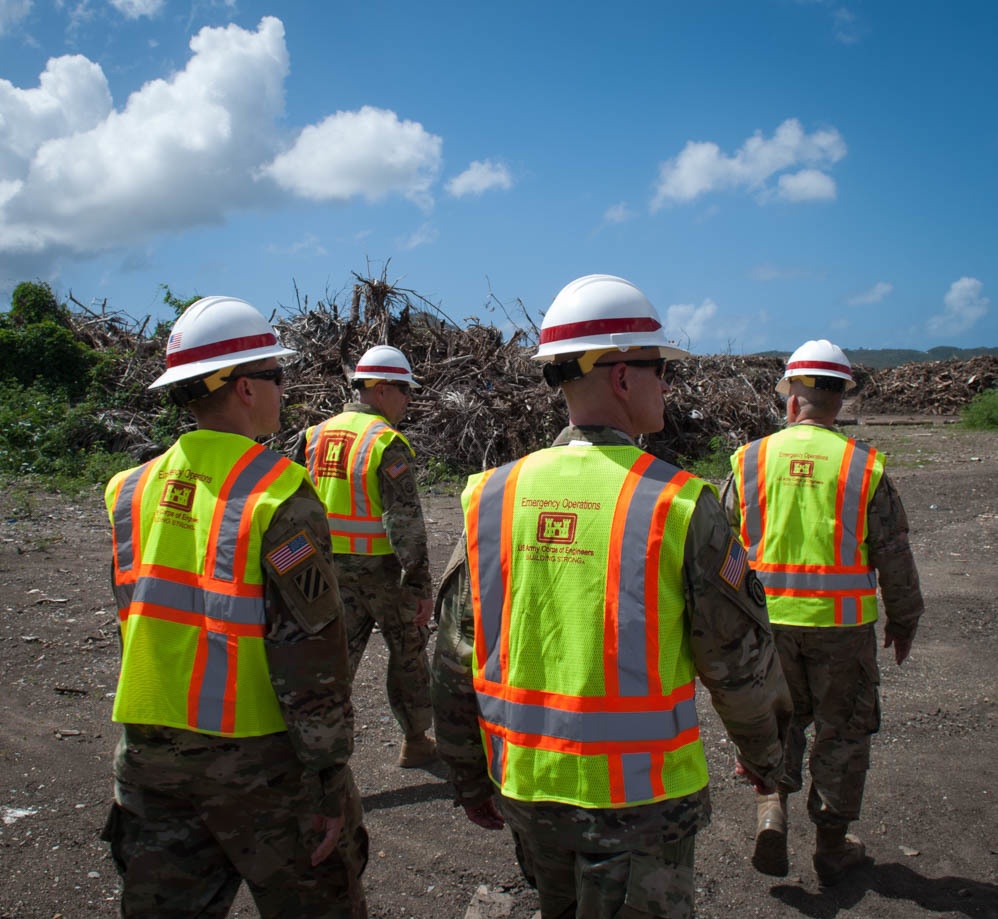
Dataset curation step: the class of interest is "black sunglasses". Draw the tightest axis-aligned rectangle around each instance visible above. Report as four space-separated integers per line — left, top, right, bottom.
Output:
593 358 676 381
383 381 412 395
223 368 285 386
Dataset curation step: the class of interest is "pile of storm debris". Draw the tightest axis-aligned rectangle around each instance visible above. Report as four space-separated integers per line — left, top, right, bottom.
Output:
70 275 992 479
850 355 998 417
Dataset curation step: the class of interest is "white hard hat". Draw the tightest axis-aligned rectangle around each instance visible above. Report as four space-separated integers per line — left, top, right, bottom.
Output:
776 339 856 395
533 274 689 363
150 296 297 389
351 344 420 388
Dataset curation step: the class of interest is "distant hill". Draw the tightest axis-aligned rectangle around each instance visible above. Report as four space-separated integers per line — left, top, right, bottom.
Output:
752 346 998 370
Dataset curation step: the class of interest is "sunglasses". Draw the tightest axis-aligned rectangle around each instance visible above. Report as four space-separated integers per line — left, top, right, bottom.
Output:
383 381 412 395
223 367 285 386
593 358 677 381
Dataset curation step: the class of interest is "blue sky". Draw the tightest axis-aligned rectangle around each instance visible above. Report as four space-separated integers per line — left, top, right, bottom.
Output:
0 0 994 354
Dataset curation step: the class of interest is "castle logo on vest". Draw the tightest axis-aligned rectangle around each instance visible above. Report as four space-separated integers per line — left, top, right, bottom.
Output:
537 512 577 544
160 479 195 513
316 431 356 479
789 459 814 478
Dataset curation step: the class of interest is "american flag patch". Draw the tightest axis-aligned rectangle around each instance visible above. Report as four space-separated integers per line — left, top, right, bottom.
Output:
718 537 748 590
385 457 409 479
167 331 183 352
266 530 316 574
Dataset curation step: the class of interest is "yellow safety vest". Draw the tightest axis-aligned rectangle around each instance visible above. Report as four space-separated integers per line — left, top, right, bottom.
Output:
304 411 413 555
105 431 310 736
731 424 885 627
462 444 711 809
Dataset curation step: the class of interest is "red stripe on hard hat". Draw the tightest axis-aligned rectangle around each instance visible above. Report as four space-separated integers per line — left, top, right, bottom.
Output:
356 363 407 374
786 359 851 375
165 332 277 368
540 316 661 344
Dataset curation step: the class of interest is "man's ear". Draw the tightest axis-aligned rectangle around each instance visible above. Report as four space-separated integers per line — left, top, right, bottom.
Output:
231 375 255 406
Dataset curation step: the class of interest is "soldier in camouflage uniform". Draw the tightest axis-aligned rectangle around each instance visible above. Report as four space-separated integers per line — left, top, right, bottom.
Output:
431 276 791 919
722 339 924 887
102 297 367 918
296 345 436 768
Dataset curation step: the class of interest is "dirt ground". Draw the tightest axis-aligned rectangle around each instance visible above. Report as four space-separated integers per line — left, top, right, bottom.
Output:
1 420 996 919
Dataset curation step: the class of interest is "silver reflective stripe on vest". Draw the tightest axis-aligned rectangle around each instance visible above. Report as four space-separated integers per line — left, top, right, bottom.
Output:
214 449 286 581
477 693 698 744
112 465 146 572
758 569 878 592
473 462 518 685
739 440 764 561
331 517 388 536
350 420 391 520
199 630 231 733
616 458 682 696
130 576 266 624
488 732 504 782
623 752 654 802
839 441 875 563
840 596 861 625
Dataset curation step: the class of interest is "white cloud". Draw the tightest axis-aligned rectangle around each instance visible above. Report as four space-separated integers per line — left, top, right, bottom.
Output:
603 202 635 224
777 168 836 201
108 0 164 19
1 17 290 256
399 222 438 250
0 55 112 170
266 107 442 208
445 159 512 198
0 16 443 271
664 298 719 347
0 0 31 36
265 233 327 257
651 118 846 210
832 8 865 44
926 277 989 336
847 281 892 305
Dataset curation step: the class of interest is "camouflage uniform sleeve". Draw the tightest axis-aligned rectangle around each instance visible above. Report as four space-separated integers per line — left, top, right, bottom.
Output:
430 533 495 808
290 428 308 465
719 471 741 531
261 481 354 818
684 491 792 787
379 439 432 600
867 474 924 642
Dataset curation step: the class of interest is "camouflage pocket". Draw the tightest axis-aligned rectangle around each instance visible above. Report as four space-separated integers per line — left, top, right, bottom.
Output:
845 648 882 736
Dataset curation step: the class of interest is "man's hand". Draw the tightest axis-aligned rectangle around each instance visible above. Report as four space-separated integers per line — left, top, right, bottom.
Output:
308 813 344 866
884 631 913 666
463 798 504 830
414 597 433 628
735 759 775 795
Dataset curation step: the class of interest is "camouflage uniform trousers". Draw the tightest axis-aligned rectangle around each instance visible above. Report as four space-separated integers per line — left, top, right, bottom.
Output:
773 623 882 827
337 554 432 738
102 725 368 919
499 794 708 919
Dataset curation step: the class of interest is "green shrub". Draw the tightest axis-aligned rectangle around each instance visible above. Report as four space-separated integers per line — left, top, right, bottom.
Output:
0 322 96 396
0 382 132 483
8 281 70 327
960 388 998 430
679 435 735 484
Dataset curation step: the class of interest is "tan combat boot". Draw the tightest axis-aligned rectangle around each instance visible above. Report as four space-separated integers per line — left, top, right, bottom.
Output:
398 732 438 768
752 792 789 876
813 825 867 886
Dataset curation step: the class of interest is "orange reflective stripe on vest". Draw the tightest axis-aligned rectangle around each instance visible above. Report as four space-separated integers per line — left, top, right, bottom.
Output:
465 450 706 807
